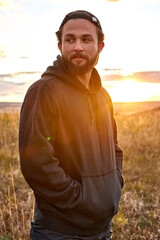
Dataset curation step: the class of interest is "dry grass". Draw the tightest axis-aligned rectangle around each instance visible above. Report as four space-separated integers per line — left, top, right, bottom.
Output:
0 107 160 239
0 112 33 240
112 108 160 240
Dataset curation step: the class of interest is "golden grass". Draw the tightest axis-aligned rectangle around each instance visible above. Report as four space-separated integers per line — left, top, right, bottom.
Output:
0 108 159 239
0 112 33 240
112 109 160 239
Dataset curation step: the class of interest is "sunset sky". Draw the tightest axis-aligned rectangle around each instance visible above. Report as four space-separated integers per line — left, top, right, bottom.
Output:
0 0 160 102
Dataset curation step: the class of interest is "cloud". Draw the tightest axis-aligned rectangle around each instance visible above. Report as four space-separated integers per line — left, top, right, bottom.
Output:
106 0 157 3
132 71 160 83
0 71 40 78
20 56 30 59
14 71 41 75
0 0 11 11
106 0 120 2
0 74 13 78
0 80 25 86
102 71 160 83
0 50 6 58
108 0 160 6
0 79 28 102
0 80 26 96
0 71 41 101
0 0 22 12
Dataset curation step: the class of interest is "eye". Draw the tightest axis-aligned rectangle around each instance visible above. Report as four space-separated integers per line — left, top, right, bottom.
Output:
65 38 74 43
82 38 92 43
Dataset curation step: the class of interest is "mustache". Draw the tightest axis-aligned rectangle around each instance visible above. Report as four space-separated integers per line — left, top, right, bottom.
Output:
70 53 88 60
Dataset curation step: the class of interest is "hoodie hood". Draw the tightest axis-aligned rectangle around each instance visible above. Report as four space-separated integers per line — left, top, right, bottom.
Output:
41 55 102 94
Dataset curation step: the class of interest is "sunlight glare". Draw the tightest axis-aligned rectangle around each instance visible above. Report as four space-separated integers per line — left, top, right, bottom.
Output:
103 79 160 102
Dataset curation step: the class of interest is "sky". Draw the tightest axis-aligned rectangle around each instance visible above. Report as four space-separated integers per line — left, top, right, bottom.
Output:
0 0 160 102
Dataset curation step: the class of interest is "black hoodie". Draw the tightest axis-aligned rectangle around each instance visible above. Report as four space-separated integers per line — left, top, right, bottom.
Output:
19 56 123 236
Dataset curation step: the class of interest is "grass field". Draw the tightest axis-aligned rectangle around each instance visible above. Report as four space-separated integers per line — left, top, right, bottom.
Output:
0 104 160 239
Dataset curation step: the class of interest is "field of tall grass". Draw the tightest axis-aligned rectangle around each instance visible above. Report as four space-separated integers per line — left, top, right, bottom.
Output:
0 106 159 239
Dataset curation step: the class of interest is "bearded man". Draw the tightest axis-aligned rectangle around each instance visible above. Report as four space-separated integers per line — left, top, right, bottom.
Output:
19 10 124 240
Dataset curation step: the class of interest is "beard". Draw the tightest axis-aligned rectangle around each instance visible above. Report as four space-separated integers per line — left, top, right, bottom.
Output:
62 52 99 76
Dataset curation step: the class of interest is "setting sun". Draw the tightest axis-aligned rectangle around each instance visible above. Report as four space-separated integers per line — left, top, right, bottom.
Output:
102 79 160 102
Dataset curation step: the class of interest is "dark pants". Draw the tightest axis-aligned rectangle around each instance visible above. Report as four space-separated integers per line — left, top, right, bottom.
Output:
30 222 112 240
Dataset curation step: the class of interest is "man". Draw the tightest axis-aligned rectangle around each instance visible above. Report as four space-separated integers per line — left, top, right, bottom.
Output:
19 10 124 240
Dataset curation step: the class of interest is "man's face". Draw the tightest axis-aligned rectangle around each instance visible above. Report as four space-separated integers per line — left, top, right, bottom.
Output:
58 19 104 75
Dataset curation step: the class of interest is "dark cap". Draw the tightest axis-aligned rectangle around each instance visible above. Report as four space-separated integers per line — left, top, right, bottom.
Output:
59 10 102 30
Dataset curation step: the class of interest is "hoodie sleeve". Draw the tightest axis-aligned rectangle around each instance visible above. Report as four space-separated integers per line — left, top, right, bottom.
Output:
19 80 82 209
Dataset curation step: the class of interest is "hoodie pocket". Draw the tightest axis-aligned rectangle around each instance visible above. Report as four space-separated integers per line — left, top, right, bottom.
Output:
71 169 121 227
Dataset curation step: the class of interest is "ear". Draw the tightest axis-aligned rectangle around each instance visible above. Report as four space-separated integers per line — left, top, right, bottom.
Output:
58 42 62 53
98 41 104 53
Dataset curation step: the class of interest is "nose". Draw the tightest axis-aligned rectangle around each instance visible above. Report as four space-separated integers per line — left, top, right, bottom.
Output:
74 39 83 51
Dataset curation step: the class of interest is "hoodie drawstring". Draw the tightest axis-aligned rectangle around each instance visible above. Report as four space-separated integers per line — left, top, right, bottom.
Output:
87 94 99 129
87 96 94 125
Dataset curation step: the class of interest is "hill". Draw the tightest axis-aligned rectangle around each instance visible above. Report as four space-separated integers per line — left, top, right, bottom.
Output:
1 101 160 115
